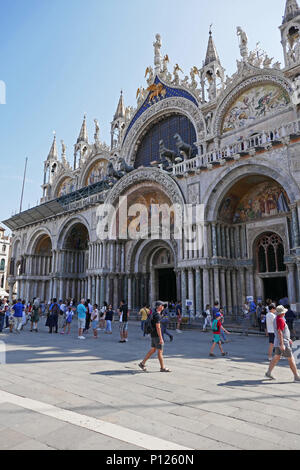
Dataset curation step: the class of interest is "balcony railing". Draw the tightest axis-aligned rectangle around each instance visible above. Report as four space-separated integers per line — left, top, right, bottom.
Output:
173 118 300 176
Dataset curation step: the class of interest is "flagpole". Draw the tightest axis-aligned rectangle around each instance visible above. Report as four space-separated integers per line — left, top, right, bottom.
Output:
19 157 28 213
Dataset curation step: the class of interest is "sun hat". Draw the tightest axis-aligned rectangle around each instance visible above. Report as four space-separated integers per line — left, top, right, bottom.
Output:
276 305 287 316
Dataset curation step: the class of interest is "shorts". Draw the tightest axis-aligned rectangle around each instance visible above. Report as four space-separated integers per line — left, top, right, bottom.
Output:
177 315 182 324
213 334 221 343
119 322 128 332
274 346 292 358
268 333 275 344
78 318 85 330
151 336 163 350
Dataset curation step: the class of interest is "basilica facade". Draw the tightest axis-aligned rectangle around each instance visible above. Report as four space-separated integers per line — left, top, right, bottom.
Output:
5 0 300 315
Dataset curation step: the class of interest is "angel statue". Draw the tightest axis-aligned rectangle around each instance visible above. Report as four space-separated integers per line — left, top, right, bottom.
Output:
94 119 100 142
237 26 248 60
263 55 273 69
136 86 146 105
161 54 170 79
190 66 199 89
173 64 183 85
145 66 154 86
153 33 162 72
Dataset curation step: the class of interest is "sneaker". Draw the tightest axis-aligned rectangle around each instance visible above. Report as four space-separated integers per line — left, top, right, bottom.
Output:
268 357 273 362
265 371 276 380
78 336 85 340
209 353 216 357
221 352 228 356
124 339 128 342
294 375 300 382
176 329 182 333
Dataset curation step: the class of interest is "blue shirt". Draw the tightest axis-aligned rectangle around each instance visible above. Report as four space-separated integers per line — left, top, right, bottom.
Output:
13 302 24 318
212 307 219 318
77 303 87 320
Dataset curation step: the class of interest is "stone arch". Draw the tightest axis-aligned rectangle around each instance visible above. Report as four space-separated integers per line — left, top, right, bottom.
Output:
26 228 53 255
127 238 177 274
121 97 205 167
204 161 300 222
105 167 186 208
252 230 286 273
79 153 110 188
12 238 22 260
57 215 91 251
53 174 75 198
213 74 292 136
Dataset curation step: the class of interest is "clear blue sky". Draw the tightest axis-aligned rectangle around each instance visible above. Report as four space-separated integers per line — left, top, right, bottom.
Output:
0 0 287 225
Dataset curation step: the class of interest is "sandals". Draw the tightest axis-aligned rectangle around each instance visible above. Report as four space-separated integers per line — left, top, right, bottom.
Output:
160 368 171 372
138 362 147 372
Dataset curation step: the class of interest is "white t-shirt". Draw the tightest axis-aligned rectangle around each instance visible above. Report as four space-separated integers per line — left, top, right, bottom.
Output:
266 312 276 333
92 309 99 322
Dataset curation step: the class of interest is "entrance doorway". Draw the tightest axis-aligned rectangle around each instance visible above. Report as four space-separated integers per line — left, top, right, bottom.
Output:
263 277 288 303
158 268 177 302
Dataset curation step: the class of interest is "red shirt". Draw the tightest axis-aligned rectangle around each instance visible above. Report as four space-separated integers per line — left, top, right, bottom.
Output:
215 319 222 334
276 316 285 331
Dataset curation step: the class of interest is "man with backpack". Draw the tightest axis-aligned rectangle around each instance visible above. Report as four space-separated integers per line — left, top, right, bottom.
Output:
48 298 60 334
209 312 230 357
138 301 171 372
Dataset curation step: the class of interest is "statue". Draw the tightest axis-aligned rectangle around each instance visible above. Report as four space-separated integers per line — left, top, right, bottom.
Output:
263 55 273 68
61 140 66 156
153 34 162 72
173 133 192 160
291 75 300 105
159 140 179 166
190 66 199 89
205 112 213 135
136 86 146 105
237 26 248 60
147 83 166 103
145 66 154 86
94 119 100 142
173 64 183 85
118 157 134 174
272 61 281 70
161 54 169 79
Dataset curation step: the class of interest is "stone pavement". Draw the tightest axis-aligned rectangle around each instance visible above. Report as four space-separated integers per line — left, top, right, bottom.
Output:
0 320 300 450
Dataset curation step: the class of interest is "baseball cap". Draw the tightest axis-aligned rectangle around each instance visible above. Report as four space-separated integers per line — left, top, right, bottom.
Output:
215 313 221 317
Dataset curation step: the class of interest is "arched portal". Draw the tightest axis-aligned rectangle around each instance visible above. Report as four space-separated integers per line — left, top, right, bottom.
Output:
255 232 288 304
129 239 177 309
60 222 90 301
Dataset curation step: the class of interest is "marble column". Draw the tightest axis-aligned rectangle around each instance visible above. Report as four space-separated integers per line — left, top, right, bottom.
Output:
203 268 210 308
238 268 246 307
127 275 132 310
203 223 209 258
181 269 187 316
220 268 226 309
287 264 297 304
231 270 238 315
96 275 100 305
100 275 106 306
188 268 195 317
113 275 119 309
291 205 300 248
195 267 202 316
212 224 217 257
226 269 232 314
213 268 220 303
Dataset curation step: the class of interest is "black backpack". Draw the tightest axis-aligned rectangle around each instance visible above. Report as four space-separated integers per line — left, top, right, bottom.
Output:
144 313 154 335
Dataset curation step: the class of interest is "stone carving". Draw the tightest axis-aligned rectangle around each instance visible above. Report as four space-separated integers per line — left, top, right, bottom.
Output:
173 64 183 86
291 75 300 105
237 26 248 60
153 34 162 72
188 183 200 204
145 66 154 86
136 86 146 106
106 161 123 180
147 83 167 104
94 119 100 142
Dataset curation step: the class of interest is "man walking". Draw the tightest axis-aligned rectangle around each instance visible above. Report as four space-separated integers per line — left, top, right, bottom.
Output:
160 305 173 342
265 305 300 382
77 299 87 340
119 300 129 343
266 303 276 361
138 301 171 372
139 304 149 337
48 298 60 334
11 299 24 333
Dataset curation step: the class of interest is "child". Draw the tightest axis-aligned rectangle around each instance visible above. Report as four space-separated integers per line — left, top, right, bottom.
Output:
105 305 114 334
91 304 99 338
8 307 15 333
209 313 230 357
202 304 212 332
62 305 73 335
219 307 228 343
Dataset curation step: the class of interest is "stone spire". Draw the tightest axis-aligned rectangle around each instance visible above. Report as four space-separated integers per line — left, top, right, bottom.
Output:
114 91 125 120
77 114 88 143
47 132 58 161
283 0 300 24
204 28 220 66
